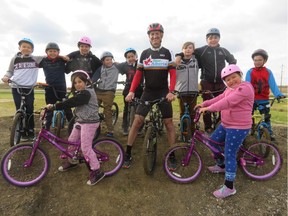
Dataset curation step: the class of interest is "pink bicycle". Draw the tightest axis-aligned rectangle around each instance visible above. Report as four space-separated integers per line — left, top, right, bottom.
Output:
163 108 282 183
1 109 124 187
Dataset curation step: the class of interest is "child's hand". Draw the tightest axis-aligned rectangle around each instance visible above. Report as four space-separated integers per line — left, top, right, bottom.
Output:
1 76 9 83
46 104 54 110
61 55 70 61
194 104 202 110
199 107 209 113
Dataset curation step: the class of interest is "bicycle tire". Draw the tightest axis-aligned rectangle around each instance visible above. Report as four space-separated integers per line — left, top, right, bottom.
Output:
112 102 119 125
10 112 24 146
163 145 202 183
54 112 62 138
240 142 281 180
92 138 124 176
68 117 100 141
1 144 50 187
258 127 271 157
143 124 157 175
181 118 192 142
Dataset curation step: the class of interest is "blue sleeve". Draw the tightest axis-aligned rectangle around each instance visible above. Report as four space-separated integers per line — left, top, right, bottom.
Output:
92 67 101 82
245 68 252 82
267 68 284 97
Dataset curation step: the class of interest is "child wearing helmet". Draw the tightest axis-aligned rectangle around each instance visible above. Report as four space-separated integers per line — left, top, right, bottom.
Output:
1 38 44 141
245 49 285 141
117 48 144 135
65 36 102 78
45 70 105 186
175 28 237 134
39 42 73 130
195 64 254 198
92 51 120 137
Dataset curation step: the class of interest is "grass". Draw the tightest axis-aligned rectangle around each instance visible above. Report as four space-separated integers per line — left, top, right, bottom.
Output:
0 89 287 125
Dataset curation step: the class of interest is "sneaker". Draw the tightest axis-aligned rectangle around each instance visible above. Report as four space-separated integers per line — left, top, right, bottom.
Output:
87 169 105 186
270 134 276 141
27 132 36 141
122 154 132 169
208 165 225 173
20 134 29 142
58 162 77 172
122 129 129 136
168 156 177 171
106 132 114 137
213 185 236 198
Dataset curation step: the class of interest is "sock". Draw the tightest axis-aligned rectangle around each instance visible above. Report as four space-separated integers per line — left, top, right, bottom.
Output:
126 145 132 155
225 180 234 189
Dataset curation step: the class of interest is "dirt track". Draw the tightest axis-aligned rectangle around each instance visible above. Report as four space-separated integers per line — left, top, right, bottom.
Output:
0 116 287 216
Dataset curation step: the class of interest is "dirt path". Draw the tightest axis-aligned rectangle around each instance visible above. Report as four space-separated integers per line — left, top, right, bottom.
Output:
0 116 287 216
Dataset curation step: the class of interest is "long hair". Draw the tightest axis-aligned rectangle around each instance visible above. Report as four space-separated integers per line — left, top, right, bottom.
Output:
71 73 92 95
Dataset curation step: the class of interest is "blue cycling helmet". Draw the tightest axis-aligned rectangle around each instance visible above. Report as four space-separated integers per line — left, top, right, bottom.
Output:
18 38 34 49
124 48 137 58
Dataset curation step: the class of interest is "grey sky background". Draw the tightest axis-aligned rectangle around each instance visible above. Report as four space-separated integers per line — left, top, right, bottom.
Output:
0 0 287 87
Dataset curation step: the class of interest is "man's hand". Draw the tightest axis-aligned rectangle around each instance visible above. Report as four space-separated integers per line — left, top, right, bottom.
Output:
125 92 135 102
166 92 175 102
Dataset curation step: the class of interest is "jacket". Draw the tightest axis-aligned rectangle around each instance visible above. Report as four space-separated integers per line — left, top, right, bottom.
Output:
195 45 237 83
202 81 254 129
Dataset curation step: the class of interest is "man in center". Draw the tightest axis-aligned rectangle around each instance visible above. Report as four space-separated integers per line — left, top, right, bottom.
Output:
123 23 176 169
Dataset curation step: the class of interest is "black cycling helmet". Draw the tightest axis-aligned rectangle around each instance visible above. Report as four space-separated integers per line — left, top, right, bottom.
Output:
206 28 220 38
45 42 60 51
251 49 268 61
147 23 164 34
18 38 34 49
124 47 137 58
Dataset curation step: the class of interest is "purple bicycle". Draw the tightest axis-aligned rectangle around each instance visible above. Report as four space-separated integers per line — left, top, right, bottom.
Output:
163 108 282 183
1 109 124 187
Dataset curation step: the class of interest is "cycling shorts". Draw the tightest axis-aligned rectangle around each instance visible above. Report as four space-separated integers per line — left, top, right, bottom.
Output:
135 89 173 119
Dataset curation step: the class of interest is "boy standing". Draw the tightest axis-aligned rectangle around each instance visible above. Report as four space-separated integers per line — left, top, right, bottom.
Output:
1 38 43 140
92 51 119 137
39 42 74 130
245 49 285 140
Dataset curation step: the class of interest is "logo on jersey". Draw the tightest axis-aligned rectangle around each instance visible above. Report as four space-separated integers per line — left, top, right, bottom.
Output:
143 55 169 68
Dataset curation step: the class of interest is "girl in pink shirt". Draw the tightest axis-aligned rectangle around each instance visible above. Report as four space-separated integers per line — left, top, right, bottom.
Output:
196 64 254 198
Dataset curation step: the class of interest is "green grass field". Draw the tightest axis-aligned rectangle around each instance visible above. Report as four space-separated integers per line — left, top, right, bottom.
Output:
0 89 287 125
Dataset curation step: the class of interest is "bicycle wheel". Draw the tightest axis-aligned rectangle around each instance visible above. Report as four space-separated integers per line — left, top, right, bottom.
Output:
1 144 50 187
10 113 24 146
92 138 124 176
258 127 271 157
240 142 281 180
163 145 202 183
181 118 192 142
143 124 157 175
54 112 62 138
112 102 119 125
68 117 100 141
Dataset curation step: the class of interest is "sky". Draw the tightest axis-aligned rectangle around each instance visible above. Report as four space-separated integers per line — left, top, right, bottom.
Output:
0 0 287 88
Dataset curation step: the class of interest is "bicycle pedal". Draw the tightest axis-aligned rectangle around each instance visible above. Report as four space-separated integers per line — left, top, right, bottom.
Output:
239 158 246 166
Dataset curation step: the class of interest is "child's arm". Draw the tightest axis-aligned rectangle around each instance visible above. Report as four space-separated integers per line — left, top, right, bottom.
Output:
267 69 285 97
223 48 237 64
53 90 91 110
245 68 253 82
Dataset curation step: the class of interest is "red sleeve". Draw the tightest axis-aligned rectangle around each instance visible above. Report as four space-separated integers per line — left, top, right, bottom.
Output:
169 68 176 92
129 69 142 92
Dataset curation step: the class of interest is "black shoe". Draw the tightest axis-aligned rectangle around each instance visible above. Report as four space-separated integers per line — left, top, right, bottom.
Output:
122 154 132 169
168 156 177 171
27 131 35 141
87 169 105 186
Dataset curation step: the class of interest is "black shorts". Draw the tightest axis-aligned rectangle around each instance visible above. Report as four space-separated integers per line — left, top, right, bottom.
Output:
135 89 173 119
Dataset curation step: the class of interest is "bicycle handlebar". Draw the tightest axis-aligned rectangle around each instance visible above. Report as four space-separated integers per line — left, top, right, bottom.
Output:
8 79 39 96
133 97 167 106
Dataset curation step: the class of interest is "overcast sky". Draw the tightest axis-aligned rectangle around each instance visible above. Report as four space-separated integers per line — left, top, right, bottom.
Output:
0 0 287 87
